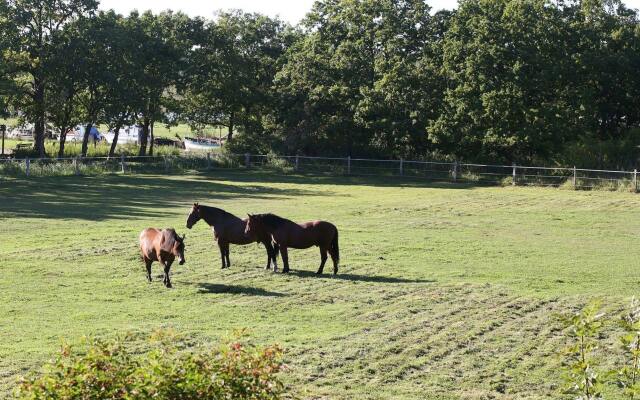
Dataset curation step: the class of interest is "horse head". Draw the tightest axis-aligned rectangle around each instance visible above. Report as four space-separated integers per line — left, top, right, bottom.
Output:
245 213 262 237
186 203 201 229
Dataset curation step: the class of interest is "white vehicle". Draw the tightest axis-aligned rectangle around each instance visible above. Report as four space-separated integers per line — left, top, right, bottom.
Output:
184 137 221 151
104 126 143 145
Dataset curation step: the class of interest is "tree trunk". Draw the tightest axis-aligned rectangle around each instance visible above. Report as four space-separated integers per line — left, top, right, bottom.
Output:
81 122 93 157
58 127 67 159
108 122 123 159
33 80 46 158
149 121 155 156
227 112 234 142
138 117 150 156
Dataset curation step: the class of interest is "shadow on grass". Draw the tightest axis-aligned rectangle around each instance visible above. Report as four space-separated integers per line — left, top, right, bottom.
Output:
0 167 480 222
0 174 329 221
193 168 483 191
193 282 287 297
288 269 437 284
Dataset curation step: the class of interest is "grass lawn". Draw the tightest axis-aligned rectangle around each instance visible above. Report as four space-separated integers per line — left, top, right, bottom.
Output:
1 171 639 398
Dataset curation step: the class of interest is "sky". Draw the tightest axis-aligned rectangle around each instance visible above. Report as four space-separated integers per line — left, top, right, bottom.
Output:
98 0 640 24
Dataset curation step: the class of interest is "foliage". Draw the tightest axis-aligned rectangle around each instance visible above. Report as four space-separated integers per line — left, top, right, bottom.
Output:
614 298 640 398
560 301 606 399
2 0 640 166
15 330 287 400
1 0 98 157
182 10 295 143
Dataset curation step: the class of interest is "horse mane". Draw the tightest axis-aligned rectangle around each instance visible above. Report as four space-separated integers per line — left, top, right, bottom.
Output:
255 213 292 229
199 205 238 221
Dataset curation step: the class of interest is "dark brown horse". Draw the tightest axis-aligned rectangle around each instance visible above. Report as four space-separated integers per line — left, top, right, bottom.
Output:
139 228 186 288
245 213 339 275
186 203 277 270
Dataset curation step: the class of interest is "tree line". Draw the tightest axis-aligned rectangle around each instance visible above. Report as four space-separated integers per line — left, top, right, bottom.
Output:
1 0 639 167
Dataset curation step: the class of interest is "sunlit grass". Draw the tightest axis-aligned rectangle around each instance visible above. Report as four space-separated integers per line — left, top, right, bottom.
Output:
1 171 639 398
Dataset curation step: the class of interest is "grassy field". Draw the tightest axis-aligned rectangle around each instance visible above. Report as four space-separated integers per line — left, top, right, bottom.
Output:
1 171 640 398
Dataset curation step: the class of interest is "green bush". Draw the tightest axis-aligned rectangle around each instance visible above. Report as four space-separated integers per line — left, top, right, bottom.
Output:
15 330 287 400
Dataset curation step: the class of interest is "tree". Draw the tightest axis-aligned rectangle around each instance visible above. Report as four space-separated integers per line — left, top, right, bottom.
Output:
100 12 144 159
182 10 293 144
272 0 449 158
46 20 86 158
125 10 196 156
2 0 97 157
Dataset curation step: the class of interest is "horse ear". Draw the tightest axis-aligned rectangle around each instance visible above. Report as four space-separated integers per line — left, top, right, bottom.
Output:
194 202 199 208
247 213 252 218
182 234 186 241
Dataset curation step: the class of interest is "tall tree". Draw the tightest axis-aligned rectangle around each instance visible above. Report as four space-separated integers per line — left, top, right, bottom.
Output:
126 10 195 156
182 11 293 143
429 0 576 162
46 20 85 157
273 0 448 157
3 0 97 157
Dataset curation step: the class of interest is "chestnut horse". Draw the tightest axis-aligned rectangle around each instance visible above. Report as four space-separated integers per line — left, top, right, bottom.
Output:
139 228 186 288
245 213 339 275
186 203 277 270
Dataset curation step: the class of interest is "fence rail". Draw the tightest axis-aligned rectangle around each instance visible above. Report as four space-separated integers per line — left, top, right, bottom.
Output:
0 153 637 192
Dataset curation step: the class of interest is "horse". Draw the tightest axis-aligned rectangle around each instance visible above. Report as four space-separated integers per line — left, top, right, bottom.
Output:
245 213 339 275
139 228 186 288
186 203 278 270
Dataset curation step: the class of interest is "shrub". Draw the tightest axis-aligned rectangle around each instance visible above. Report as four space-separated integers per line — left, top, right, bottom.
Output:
15 330 287 400
560 300 606 400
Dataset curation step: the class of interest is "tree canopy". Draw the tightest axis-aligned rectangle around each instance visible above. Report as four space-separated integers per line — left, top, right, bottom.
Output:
1 0 639 167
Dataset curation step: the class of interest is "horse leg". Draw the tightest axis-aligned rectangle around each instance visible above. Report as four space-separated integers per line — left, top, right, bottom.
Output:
272 242 279 272
224 242 231 268
281 246 290 273
163 262 172 288
317 247 328 275
264 241 272 270
144 258 153 282
218 241 227 269
330 249 339 275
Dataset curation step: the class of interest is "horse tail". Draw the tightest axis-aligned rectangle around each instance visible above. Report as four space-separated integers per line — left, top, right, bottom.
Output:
331 228 339 262
272 241 280 259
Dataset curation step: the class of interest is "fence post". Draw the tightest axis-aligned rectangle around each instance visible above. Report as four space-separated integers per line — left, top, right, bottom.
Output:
163 155 169 173
452 160 458 181
512 163 516 186
25 157 30 176
207 152 211 170
74 157 80 176
347 156 351 175
634 169 638 193
399 158 404 176
120 154 126 174
573 166 577 188
244 153 250 168
295 155 299 172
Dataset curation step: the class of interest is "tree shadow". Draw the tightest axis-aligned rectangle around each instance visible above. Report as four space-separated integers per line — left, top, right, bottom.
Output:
287 269 437 284
194 168 483 190
0 174 328 221
192 282 287 297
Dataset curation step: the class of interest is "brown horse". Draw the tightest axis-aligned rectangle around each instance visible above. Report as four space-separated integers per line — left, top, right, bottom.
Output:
186 203 277 270
139 228 186 288
245 213 339 275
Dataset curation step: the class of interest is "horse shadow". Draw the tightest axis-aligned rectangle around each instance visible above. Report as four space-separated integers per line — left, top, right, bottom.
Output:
192 282 287 297
288 270 436 284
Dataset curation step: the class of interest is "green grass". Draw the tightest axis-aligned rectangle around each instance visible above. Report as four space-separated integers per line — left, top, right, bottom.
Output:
1 171 640 398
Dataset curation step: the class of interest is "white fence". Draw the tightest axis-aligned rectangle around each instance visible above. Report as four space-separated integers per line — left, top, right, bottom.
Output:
0 153 638 191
